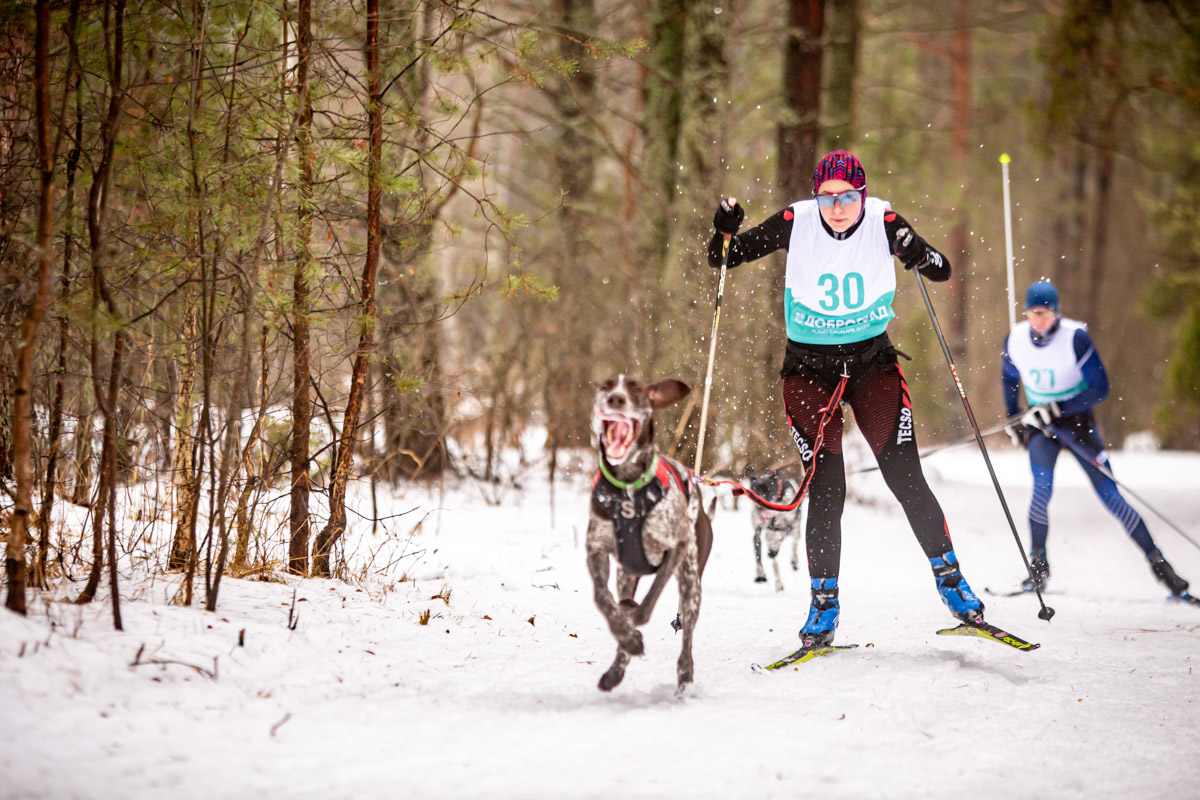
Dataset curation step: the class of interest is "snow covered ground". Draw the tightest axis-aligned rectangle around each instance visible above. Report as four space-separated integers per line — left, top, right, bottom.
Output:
3 444 1199 800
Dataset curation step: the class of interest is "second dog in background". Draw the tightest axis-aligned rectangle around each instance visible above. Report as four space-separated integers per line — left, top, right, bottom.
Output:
749 469 804 591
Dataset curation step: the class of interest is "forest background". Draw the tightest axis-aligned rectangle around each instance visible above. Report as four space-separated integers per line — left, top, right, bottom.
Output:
2 0 1199 616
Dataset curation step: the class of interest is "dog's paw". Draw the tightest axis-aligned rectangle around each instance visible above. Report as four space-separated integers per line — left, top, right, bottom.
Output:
676 657 694 689
754 575 768 583
598 665 626 692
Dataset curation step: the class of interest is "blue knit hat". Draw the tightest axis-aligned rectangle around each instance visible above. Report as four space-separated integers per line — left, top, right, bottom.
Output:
1025 281 1059 312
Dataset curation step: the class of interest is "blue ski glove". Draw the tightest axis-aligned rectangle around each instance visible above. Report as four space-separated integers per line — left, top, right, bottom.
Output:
712 197 745 235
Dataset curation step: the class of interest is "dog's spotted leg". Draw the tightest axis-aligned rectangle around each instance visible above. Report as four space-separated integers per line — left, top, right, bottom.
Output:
599 649 630 692
674 542 701 690
587 545 644 658
753 528 767 583
616 570 639 615
767 528 786 591
629 546 682 627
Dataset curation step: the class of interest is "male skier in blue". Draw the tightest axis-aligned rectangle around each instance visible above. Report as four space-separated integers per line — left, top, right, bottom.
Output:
1002 280 1194 601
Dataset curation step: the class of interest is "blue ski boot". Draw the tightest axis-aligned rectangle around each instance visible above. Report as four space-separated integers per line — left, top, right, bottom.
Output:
799 577 840 647
931 551 984 623
1020 547 1050 593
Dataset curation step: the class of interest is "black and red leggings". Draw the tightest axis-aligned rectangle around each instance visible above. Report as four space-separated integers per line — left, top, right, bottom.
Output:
783 360 952 578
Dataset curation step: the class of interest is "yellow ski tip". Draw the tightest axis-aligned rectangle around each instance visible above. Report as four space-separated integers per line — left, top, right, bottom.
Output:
999 153 1012 164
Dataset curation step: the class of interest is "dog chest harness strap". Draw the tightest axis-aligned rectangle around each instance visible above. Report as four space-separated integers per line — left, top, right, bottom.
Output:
593 452 689 576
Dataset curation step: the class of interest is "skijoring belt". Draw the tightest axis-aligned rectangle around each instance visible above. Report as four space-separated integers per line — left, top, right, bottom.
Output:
780 332 911 380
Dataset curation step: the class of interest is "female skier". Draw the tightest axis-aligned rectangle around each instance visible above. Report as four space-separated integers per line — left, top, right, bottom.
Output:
1002 280 1193 601
708 150 983 648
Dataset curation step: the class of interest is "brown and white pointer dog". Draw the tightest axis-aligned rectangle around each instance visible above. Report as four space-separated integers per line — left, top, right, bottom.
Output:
587 375 713 693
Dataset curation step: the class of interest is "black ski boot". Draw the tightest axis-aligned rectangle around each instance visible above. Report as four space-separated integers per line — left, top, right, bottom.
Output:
1020 548 1050 593
1148 549 1189 597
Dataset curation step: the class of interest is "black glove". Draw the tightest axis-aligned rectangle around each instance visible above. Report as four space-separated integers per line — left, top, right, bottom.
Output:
904 249 945 273
713 197 744 235
891 224 923 263
892 223 941 272
1005 422 1027 448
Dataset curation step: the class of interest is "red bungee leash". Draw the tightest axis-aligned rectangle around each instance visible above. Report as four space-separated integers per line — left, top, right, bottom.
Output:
695 370 849 512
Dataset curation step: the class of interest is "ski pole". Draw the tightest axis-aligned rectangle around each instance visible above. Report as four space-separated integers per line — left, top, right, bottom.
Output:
850 414 1025 475
1000 153 1017 330
694 230 732 475
912 269 1055 621
1046 423 1200 554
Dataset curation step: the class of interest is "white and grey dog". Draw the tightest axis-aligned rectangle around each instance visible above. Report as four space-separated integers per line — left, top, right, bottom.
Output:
748 469 804 592
587 374 713 693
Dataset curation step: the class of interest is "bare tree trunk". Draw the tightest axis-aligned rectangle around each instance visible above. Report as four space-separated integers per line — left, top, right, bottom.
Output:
1083 146 1115 322
289 0 314 576
232 327 270 574
945 0 970 360
5 0 55 616
641 0 685 288
778 0 824 201
37 0 84 589
822 0 858 149
544 0 598 455
1051 141 1087 304
0 12 30 489
168 306 198 570
76 0 126 606
102 331 123 630
313 0 381 578
70 385 93 506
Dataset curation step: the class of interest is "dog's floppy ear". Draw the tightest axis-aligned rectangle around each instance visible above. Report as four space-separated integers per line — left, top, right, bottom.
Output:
647 378 690 409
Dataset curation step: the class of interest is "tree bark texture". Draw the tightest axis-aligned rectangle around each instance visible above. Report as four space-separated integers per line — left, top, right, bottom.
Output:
5 0 54 616
312 0 381 578
822 0 858 150
76 0 126 606
289 0 314 575
545 0 598 452
777 0 824 201
168 305 199 571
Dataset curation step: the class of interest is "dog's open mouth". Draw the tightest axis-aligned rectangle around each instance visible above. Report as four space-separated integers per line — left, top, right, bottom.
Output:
599 414 640 463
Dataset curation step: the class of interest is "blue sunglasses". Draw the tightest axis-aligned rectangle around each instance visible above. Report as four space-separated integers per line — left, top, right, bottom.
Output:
814 188 864 208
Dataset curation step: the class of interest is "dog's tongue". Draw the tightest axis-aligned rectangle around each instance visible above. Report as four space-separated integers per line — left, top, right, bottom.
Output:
605 420 634 459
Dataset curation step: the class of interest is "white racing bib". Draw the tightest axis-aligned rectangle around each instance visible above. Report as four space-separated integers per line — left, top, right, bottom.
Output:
1005 318 1091 405
784 196 897 344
